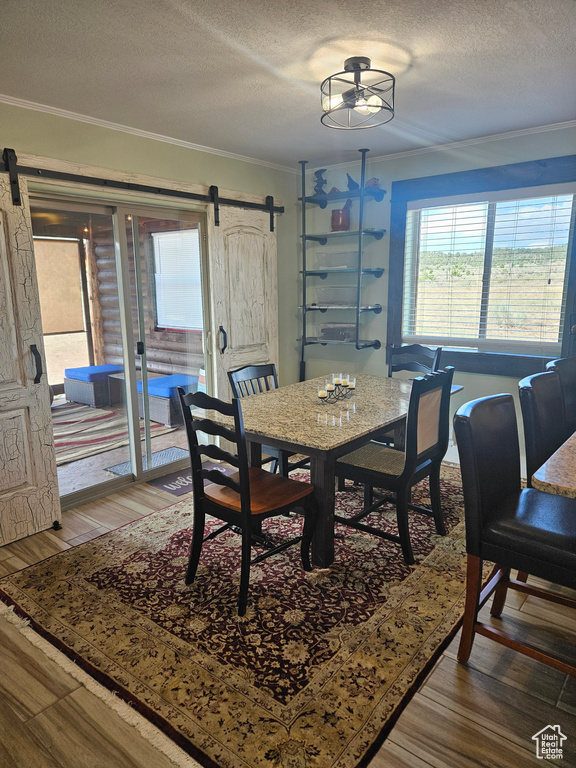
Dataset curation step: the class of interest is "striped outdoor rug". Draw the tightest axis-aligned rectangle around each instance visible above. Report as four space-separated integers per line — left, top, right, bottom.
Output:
52 402 176 465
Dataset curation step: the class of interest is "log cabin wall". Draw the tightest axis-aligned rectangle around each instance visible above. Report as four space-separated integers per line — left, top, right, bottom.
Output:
88 216 204 376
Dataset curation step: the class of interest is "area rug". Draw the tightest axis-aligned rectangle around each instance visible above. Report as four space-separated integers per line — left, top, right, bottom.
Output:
0 467 469 768
52 402 176 465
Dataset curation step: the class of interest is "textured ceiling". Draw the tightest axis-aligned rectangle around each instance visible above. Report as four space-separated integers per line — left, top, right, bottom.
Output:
1 0 575 168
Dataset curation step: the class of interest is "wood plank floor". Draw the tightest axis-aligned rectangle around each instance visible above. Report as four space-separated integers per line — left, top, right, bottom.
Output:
0 483 575 767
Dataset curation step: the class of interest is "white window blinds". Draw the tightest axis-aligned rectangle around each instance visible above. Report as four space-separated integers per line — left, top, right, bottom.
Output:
402 191 575 355
152 228 203 331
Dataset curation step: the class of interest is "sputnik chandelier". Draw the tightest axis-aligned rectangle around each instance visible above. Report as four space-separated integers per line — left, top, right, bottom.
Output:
321 56 395 130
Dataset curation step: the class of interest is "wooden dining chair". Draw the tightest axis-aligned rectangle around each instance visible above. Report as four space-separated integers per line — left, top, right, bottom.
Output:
546 356 576 434
177 388 317 616
454 393 576 677
334 367 454 565
372 344 443 453
228 363 309 476
387 343 442 378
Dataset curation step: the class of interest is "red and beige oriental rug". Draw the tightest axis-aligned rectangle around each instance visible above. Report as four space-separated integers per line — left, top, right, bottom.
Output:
0 467 470 768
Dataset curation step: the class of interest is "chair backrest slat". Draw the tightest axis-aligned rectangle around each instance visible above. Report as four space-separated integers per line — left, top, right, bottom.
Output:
388 344 442 378
228 363 279 399
193 418 237 444
200 442 240 469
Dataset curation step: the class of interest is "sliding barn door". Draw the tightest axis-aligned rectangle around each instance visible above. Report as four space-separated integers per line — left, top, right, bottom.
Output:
208 206 279 400
0 175 60 545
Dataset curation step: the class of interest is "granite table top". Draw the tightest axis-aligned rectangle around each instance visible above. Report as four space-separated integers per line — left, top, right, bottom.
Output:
532 431 576 499
196 374 413 456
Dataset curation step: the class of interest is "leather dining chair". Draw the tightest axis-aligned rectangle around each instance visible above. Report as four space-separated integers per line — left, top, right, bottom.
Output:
546 356 576 434
453 393 576 676
334 367 454 565
228 363 309 476
518 369 571 488
177 388 317 616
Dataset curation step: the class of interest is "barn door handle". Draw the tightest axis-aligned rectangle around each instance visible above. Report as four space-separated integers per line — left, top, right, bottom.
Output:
218 325 228 354
30 344 43 383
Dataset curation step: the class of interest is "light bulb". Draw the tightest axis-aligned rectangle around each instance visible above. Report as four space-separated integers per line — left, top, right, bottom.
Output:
322 94 344 111
354 95 383 115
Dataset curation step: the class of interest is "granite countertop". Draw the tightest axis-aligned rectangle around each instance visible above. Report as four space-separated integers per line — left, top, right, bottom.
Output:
532 431 576 499
198 374 412 453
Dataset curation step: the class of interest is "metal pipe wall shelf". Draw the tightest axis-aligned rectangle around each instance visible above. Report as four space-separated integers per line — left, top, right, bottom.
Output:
299 187 386 208
304 229 385 245
302 268 384 278
303 304 382 313
302 337 382 349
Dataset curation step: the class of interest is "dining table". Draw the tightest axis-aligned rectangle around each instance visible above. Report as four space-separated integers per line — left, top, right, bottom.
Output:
206 374 414 567
532 431 576 498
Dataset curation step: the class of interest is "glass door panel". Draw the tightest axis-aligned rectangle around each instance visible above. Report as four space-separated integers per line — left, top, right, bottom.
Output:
30 202 134 497
121 208 207 476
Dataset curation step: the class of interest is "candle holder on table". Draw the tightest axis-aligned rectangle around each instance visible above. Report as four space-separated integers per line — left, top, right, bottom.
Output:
318 374 356 403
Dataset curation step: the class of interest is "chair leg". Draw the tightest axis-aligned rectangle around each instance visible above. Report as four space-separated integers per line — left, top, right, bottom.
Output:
517 571 528 583
278 451 289 477
185 511 205 585
458 554 483 664
364 484 373 508
238 524 252 616
396 488 415 565
429 464 446 535
299 499 315 571
490 566 511 617
337 476 346 491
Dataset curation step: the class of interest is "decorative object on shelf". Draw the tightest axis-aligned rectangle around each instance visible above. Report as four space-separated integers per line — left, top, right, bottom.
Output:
320 56 395 130
346 173 359 191
313 169 327 195
366 177 381 188
329 187 340 194
331 198 353 232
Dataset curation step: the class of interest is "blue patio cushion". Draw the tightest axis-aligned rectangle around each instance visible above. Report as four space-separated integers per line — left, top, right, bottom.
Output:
137 374 198 399
64 364 123 382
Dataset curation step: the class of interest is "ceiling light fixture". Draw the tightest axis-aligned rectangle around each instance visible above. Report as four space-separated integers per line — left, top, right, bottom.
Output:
320 56 395 130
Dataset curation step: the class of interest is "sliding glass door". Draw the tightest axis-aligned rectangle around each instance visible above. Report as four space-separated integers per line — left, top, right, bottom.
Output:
30 197 208 505
117 206 207 477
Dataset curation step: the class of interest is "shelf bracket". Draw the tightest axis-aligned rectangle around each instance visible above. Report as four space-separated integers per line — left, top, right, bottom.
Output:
3 148 21 206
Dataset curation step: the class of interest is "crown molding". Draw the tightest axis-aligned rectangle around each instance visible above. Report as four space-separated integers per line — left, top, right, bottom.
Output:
3 93 574 175
320 120 576 172
0 93 295 174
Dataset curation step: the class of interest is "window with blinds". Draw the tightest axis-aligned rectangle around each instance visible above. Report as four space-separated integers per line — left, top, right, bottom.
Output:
402 191 575 356
152 228 203 331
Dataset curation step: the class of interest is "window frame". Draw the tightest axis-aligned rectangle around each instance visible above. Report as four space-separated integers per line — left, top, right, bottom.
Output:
387 155 576 377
